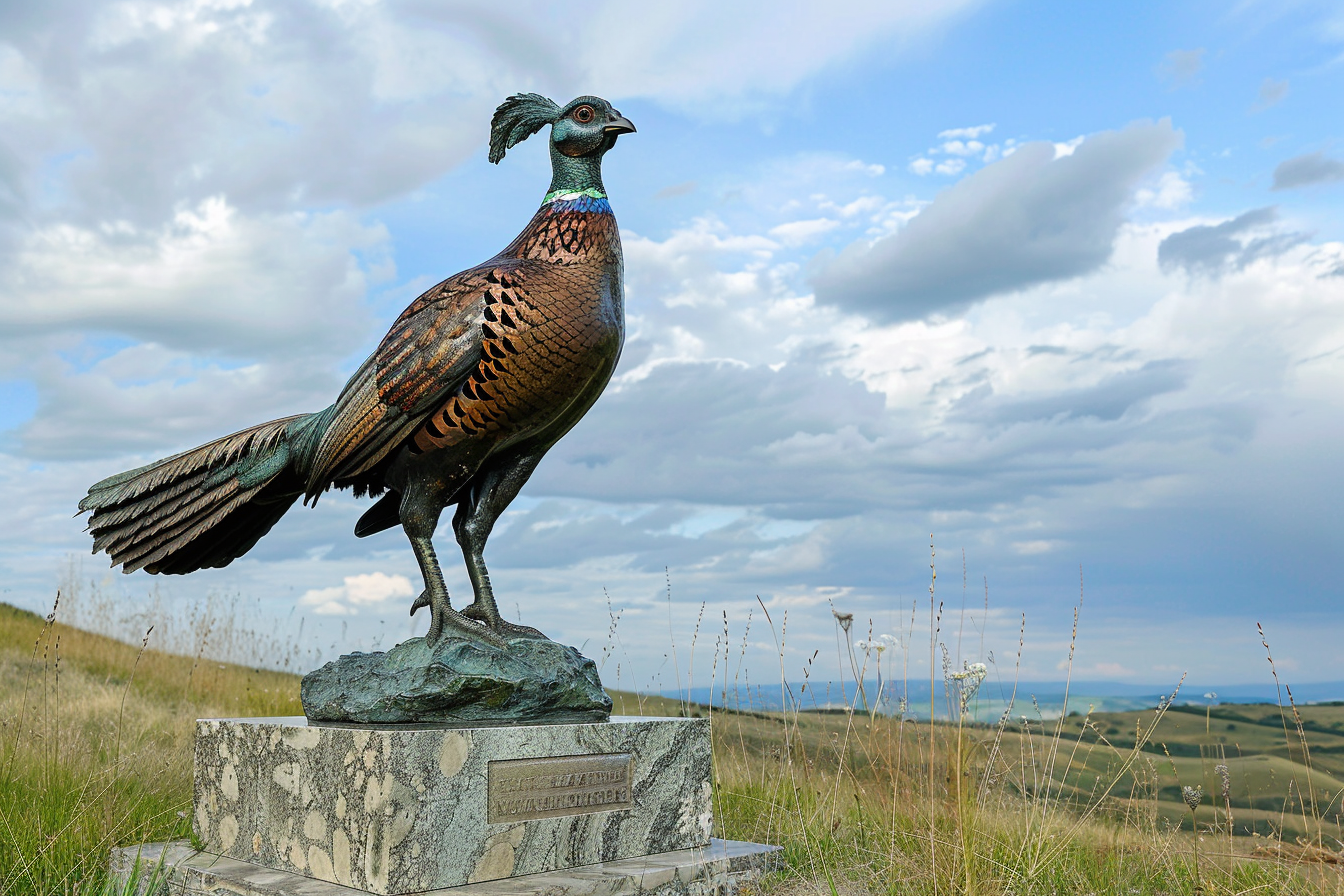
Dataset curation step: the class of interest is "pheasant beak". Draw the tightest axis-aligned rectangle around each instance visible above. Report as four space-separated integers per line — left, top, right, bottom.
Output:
604 114 636 135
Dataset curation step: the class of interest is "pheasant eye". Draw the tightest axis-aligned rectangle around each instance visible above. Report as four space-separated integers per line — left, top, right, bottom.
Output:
573 105 595 124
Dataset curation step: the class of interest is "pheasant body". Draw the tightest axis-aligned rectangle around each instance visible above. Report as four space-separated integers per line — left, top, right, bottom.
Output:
408 196 623 456
80 94 636 646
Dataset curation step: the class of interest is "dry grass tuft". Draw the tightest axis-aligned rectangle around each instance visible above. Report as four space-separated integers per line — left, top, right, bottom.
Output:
4 553 1344 896
0 595 301 895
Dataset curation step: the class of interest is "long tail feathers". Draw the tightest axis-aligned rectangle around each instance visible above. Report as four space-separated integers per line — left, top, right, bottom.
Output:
81 415 311 575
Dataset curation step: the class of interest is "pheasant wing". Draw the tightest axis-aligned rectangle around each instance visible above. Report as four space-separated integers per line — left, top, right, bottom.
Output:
304 271 494 493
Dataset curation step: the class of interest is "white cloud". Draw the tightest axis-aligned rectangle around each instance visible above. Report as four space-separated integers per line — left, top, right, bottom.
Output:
16 342 340 460
817 195 889 219
621 216 778 316
815 120 1182 323
299 572 414 616
1134 171 1193 210
1053 136 1084 158
0 189 387 461
0 1 986 248
844 160 886 177
940 140 985 157
909 121 1015 187
345 572 415 606
768 217 841 246
761 585 854 610
0 196 384 357
939 124 995 140
298 586 354 616
923 126 1001 173
548 1 989 110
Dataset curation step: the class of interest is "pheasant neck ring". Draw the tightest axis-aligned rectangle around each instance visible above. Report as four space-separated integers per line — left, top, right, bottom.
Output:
543 187 608 204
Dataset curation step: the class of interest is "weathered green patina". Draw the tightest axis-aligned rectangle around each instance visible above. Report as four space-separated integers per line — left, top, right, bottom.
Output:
300 634 611 724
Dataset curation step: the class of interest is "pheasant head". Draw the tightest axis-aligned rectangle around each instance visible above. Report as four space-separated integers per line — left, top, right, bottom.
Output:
488 93 635 199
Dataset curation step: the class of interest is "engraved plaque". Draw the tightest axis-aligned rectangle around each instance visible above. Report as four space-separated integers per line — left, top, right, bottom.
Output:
488 753 633 823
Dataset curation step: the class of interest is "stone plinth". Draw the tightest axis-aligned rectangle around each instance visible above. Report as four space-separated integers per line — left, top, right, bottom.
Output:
193 716 711 895
111 839 780 896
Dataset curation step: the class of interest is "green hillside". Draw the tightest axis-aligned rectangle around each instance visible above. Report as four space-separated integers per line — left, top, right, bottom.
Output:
2 600 1341 895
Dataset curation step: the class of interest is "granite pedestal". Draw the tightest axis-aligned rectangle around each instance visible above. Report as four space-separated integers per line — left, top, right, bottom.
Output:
186 715 725 895
110 838 781 896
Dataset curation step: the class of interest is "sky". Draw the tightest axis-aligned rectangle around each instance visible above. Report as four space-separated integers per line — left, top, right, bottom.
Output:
1 0 1342 696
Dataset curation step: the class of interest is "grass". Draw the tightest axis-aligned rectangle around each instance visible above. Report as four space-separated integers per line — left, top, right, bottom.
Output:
4 582 1344 895
611 556 1344 895
0 597 300 895
640 695 1344 894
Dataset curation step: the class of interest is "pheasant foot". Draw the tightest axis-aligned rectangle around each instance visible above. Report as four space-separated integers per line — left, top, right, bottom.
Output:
414 588 505 648
461 602 549 641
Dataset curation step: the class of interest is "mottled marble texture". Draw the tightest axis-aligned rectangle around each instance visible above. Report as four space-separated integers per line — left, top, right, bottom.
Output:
110 839 780 896
193 716 711 895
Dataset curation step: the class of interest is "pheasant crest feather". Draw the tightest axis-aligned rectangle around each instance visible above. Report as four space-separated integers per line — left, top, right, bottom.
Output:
489 93 561 164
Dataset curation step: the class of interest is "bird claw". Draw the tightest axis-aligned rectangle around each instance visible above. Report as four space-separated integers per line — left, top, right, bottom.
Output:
415 589 506 649
495 620 550 641
460 602 549 641
460 603 489 622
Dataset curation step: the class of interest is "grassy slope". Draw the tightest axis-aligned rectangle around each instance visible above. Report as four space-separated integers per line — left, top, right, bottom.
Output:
3 601 1342 895
0 601 302 895
1003 705 1344 838
626 688 1344 840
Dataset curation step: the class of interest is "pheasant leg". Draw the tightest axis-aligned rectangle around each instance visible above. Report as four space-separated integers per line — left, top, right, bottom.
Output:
458 549 548 639
454 454 549 640
408 534 504 647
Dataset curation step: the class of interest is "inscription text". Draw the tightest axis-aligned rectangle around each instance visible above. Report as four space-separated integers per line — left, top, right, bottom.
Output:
487 753 633 823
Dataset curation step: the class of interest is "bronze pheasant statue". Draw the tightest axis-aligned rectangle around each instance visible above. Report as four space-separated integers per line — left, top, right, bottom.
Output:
80 94 635 647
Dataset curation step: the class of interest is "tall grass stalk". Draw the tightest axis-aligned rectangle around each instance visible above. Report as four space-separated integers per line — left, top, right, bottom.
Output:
112 626 152 770
9 551 1344 895
0 592 302 895
679 547 1342 894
